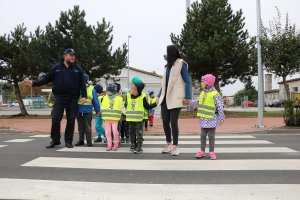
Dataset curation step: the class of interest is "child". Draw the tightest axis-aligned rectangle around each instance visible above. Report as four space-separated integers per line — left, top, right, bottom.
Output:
143 93 150 131
101 84 123 151
148 90 157 127
75 74 100 147
125 77 157 154
120 88 129 143
93 84 106 143
183 74 225 160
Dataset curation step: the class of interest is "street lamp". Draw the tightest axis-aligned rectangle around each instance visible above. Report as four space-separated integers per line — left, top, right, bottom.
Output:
256 0 265 127
127 35 132 89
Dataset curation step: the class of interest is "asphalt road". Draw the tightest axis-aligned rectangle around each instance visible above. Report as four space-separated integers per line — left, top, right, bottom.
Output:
0 131 299 199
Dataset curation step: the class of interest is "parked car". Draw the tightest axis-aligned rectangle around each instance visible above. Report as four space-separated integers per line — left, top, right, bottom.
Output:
0 103 8 107
269 100 284 108
11 99 33 107
241 101 254 107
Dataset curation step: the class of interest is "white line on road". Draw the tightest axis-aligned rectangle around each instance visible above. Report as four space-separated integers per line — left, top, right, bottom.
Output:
143 140 272 145
143 135 256 139
0 178 299 200
57 147 298 153
0 145 7 148
4 139 34 143
30 135 50 138
22 157 300 171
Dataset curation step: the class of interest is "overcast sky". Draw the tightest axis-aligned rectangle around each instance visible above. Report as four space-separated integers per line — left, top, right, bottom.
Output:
1 0 299 96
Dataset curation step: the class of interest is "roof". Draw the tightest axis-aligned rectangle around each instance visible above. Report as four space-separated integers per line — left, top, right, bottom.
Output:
278 78 300 84
128 67 163 78
265 89 279 94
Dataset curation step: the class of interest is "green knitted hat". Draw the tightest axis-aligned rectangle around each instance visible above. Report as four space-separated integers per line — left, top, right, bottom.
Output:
131 77 143 83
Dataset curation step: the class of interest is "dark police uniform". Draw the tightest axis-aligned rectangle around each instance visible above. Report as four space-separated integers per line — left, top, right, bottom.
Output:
33 61 87 145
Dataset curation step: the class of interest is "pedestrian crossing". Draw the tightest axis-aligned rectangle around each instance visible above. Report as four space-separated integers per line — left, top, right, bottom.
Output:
1 134 300 199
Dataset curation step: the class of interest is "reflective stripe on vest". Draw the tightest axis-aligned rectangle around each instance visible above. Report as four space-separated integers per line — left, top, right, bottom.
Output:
197 90 219 119
78 85 93 105
126 92 145 122
101 95 123 121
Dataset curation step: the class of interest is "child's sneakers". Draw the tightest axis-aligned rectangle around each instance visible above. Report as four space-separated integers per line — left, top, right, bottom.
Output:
112 146 118 151
195 151 206 158
106 146 112 151
162 143 173 154
209 152 217 160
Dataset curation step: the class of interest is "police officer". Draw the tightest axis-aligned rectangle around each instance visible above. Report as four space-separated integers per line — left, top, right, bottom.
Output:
23 48 87 148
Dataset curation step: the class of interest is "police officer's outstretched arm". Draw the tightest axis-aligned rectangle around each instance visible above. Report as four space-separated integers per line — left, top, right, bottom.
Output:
23 66 56 87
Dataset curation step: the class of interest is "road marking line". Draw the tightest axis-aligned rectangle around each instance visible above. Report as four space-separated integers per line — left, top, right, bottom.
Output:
143 140 272 144
30 135 50 138
22 157 300 171
1 178 299 200
4 139 34 143
143 135 256 139
57 147 298 153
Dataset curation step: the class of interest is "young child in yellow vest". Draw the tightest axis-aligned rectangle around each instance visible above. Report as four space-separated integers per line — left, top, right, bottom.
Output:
125 77 157 154
148 90 157 127
183 74 225 160
101 84 123 151
75 74 100 147
93 84 106 143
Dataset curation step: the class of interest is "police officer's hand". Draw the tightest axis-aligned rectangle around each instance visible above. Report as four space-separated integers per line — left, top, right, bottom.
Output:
80 97 87 104
156 98 159 104
96 112 101 116
23 79 33 87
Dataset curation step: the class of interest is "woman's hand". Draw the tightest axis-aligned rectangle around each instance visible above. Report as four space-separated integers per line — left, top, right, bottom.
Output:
182 99 189 106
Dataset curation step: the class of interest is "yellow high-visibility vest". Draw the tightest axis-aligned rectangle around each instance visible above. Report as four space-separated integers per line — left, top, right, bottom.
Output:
78 85 93 105
197 90 220 118
126 92 145 122
101 95 123 121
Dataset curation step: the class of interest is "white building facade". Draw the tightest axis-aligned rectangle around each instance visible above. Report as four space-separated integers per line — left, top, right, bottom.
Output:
98 67 163 96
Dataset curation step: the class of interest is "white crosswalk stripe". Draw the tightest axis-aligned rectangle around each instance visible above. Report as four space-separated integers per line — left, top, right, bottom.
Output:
142 139 272 144
22 157 300 171
30 135 50 138
143 135 256 139
0 178 299 200
4 139 34 143
57 146 297 153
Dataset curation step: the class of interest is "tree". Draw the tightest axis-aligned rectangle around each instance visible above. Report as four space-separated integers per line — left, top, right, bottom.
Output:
235 76 258 104
42 5 128 80
171 0 256 91
0 24 46 115
261 7 300 100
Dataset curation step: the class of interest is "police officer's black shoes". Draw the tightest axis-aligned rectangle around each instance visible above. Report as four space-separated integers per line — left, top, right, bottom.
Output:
46 141 61 149
74 141 85 146
93 137 102 143
66 142 74 148
134 149 143 154
86 141 92 147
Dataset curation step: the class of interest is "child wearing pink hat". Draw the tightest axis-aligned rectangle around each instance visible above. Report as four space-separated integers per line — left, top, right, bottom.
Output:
183 74 225 160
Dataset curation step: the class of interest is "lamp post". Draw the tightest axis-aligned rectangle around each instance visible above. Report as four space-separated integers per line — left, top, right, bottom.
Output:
127 35 132 89
256 0 265 127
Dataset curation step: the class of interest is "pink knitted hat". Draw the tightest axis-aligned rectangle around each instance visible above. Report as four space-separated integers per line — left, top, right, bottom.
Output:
201 74 216 86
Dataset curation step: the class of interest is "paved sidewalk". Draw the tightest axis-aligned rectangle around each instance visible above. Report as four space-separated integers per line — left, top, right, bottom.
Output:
0 117 285 135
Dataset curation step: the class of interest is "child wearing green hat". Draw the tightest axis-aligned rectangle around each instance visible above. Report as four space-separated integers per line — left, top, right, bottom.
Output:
125 77 157 154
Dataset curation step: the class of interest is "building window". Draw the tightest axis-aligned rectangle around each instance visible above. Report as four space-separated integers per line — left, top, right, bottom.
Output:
292 87 298 92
